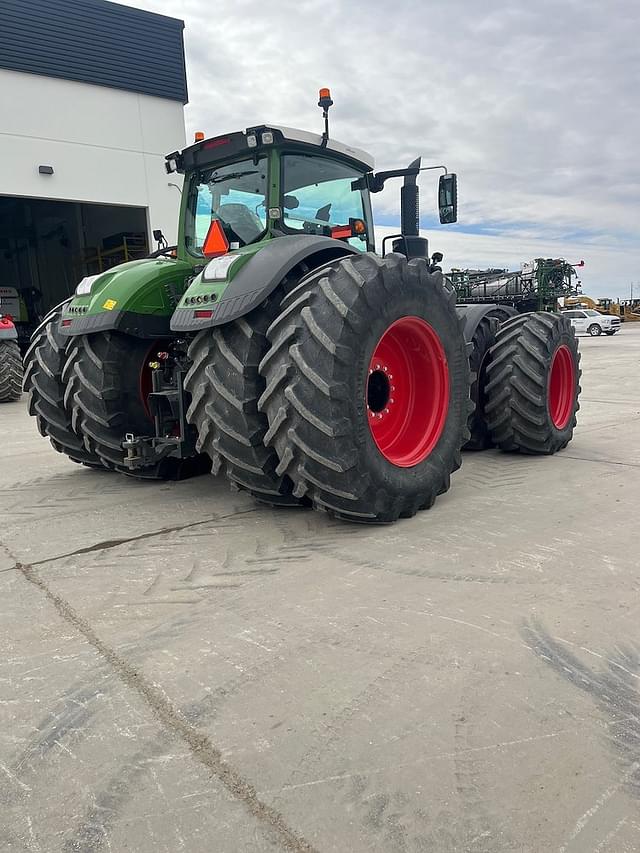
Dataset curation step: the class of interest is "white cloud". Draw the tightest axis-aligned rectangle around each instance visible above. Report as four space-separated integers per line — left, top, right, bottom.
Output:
120 0 640 298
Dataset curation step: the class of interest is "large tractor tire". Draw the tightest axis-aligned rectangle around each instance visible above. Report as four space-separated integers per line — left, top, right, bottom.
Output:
23 306 105 467
185 289 304 507
464 315 499 450
258 253 471 523
484 312 581 454
62 332 170 477
0 340 23 402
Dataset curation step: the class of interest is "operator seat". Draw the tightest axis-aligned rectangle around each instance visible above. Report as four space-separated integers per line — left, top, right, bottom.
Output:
217 204 264 245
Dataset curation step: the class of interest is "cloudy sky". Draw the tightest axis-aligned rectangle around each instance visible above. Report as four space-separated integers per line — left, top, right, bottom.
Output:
124 0 638 299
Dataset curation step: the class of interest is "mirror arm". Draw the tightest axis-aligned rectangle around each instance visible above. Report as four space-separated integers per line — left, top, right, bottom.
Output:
353 164 449 194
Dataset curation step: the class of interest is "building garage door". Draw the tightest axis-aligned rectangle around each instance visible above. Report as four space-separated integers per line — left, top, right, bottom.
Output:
0 196 149 324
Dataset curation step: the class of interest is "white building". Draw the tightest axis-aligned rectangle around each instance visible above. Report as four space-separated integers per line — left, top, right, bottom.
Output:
0 0 187 315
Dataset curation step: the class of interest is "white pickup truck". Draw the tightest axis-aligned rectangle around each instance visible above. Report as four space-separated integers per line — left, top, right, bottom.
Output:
561 308 621 336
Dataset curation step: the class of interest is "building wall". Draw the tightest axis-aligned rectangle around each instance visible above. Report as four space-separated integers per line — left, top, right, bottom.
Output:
0 69 186 242
0 0 187 103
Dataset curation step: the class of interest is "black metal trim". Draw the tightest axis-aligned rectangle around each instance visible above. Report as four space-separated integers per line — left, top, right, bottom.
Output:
456 304 504 343
58 310 172 339
171 236 360 332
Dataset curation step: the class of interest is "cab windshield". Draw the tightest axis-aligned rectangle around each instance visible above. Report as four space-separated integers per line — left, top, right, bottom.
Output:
185 157 267 256
281 154 369 250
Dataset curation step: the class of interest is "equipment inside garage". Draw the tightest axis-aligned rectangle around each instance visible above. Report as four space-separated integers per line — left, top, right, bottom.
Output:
0 196 148 325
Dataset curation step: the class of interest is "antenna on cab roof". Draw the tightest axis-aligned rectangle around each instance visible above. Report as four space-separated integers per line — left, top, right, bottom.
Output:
318 88 333 148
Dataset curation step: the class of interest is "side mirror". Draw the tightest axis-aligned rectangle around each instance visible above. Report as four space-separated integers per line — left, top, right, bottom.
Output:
438 173 457 224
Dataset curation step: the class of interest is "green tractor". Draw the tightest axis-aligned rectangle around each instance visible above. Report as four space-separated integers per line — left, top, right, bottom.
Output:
23 91 581 522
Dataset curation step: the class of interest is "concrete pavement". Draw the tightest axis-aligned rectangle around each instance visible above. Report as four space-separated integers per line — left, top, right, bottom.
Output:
2 326 640 852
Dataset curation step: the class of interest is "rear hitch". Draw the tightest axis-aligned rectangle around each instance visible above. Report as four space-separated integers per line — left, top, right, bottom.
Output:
121 343 198 472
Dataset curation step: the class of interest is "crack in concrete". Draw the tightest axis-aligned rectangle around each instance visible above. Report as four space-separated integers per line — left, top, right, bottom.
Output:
552 454 640 469
0 506 260 574
15 559 318 853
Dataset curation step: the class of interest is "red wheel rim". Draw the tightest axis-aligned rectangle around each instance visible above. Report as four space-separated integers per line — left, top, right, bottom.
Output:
367 316 449 467
548 344 576 429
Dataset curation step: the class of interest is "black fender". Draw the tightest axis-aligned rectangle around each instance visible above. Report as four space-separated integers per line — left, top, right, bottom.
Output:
455 303 504 343
484 304 519 325
170 235 360 332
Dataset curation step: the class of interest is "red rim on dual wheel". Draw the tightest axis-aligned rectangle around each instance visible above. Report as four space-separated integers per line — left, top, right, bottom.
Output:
367 316 449 467
548 344 576 429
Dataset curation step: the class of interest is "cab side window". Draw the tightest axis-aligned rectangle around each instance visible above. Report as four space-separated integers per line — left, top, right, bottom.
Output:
282 154 369 251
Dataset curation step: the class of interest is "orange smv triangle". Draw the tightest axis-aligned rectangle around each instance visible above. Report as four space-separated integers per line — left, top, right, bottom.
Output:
202 219 229 258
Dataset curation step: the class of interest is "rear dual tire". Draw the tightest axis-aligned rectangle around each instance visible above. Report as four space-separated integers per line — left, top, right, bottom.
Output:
184 289 303 507
62 332 177 478
258 253 471 523
484 312 581 454
23 305 104 467
464 315 499 450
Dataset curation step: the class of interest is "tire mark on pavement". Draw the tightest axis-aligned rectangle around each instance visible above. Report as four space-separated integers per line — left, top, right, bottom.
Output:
522 620 640 851
0 506 259 574
15 560 318 853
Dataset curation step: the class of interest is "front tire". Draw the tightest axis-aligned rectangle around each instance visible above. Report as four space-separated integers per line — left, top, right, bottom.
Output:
259 253 471 523
588 324 602 336
484 312 581 454
0 340 23 402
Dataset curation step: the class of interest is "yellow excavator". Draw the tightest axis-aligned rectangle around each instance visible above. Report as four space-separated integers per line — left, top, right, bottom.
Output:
620 299 640 322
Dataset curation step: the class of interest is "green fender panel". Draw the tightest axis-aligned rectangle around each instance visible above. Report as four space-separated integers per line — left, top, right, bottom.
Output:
171 235 360 332
59 258 195 338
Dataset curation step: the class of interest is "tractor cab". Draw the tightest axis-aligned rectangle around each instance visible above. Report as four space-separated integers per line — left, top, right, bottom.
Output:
166 121 377 261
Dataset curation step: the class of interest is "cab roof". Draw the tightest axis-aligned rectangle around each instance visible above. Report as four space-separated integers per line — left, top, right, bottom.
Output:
166 124 375 175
